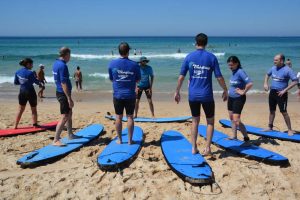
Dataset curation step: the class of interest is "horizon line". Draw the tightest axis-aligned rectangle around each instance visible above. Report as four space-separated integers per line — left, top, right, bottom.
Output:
1 35 300 38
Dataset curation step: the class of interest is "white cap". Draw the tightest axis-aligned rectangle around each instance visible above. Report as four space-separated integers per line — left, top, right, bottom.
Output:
39 64 45 68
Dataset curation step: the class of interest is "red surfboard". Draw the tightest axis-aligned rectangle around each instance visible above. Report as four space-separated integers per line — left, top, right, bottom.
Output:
0 121 58 137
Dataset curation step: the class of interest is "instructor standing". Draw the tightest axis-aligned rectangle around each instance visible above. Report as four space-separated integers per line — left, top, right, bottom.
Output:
52 47 79 146
263 54 298 135
174 33 228 155
108 42 141 144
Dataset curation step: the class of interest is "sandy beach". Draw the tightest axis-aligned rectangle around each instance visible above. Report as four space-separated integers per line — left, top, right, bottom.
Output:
0 87 300 200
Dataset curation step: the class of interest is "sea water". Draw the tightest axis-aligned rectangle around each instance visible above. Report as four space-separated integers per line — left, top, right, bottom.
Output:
0 37 299 93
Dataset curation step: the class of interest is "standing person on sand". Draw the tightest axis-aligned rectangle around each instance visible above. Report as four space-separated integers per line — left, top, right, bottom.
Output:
263 54 298 136
297 71 300 97
108 42 141 145
74 66 83 91
134 56 155 118
37 64 47 98
52 47 80 146
174 33 228 155
226 56 253 141
14 58 41 129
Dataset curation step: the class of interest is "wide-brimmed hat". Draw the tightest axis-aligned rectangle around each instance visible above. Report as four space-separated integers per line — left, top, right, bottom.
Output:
139 56 149 63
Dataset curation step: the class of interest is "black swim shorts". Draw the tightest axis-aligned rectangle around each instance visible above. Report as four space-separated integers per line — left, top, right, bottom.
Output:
269 89 288 113
113 98 136 115
56 92 71 114
18 89 37 107
188 101 215 118
227 95 246 114
136 87 152 100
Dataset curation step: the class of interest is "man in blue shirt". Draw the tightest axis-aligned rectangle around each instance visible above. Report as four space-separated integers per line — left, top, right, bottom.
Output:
108 42 141 144
175 33 228 155
134 56 155 118
52 47 79 146
263 54 298 135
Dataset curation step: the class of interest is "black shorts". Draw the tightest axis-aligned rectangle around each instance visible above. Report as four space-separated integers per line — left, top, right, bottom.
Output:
113 98 135 115
269 89 288 113
136 87 152 99
227 96 246 114
56 92 71 114
188 101 215 118
18 89 37 107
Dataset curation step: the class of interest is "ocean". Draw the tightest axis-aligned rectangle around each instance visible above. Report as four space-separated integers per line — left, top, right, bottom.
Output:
0 37 299 93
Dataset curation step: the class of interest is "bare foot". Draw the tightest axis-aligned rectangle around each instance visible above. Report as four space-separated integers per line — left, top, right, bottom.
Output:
128 140 135 145
192 147 199 154
116 139 122 144
53 140 66 147
68 134 81 140
288 130 295 136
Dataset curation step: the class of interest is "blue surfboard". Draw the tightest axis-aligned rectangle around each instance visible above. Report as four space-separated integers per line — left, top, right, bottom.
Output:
219 119 300 143
17 124 104 168
105 115 191 123
97 126 143 170
198 125 288 165
161 130 214 184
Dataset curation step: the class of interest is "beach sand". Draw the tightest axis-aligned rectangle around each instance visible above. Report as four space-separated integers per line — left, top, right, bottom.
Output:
0 88 300 200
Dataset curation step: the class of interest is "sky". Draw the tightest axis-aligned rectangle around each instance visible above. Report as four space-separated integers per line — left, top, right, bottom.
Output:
1 0 300 37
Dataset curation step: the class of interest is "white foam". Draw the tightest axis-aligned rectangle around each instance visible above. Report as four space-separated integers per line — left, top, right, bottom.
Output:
0 75 55 84
213 89 267 94
0 76 14 84
72 52 225 60
88 73 109 79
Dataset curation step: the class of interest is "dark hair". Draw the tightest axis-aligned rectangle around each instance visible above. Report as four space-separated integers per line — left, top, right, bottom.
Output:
118 42 131 56
195 33 208 46
227 56 241 68
77 66 80 70
59 47 71 57
19 58 33 67
279 54 285 62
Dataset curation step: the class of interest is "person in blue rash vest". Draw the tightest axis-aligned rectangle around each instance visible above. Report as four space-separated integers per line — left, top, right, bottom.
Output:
14 58 42 129
108 42 141 145
263 54 298 136
52 47 80 146
174 33 228 156
226 56 253 141
134 56 155 118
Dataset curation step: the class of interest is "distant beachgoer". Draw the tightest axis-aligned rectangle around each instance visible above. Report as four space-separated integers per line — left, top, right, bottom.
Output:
14 58 41 129
139 50 142 55
108 42 141 144
226 56 253 141
37 64 47 98
134 49 137 55
135 56 155 118
52 47 80 146
74 66 83 91
263 54 298 135
111 50 114 56
286 58 292 67
174 33 228 155
177 48 181 53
